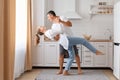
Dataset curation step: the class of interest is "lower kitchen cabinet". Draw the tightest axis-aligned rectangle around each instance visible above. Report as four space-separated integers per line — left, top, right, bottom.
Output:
93 42 108 67
108 42 113 69
32 41 113 68
82 42 113 68
82 44 94 67
44 43 59 66
32 42 59 67
32 44 44 66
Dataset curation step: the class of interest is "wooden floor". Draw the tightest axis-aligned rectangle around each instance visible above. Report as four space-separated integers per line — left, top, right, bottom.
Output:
16 69 117 80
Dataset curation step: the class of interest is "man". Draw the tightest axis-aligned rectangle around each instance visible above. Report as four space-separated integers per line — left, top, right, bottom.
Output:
46 10 82 75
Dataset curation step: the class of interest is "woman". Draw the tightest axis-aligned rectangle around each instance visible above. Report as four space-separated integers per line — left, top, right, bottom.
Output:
36 25 103 75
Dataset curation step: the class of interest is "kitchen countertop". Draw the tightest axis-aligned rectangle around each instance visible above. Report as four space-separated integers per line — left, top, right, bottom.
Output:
44 36 113 42
88 39 113 42
43 35 113 42
44 39 113 42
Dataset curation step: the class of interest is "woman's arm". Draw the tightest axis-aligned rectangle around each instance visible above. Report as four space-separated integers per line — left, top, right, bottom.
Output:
54 34 60 41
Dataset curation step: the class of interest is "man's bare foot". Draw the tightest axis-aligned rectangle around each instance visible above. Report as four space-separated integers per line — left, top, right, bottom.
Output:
96 50 104 55
56 70 63 75
78 70 83 75
63 70 70 76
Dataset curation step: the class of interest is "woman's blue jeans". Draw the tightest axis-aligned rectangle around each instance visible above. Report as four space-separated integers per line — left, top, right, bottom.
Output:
64 37 97 71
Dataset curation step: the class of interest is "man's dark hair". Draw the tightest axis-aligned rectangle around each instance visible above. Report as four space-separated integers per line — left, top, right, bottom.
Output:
47 10 56 16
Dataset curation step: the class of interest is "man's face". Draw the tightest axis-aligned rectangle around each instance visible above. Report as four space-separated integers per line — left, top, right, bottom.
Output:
47 14 55 22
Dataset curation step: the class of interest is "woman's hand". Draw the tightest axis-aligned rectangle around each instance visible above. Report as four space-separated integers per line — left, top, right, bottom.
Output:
54 34 60 41
34 34 40 46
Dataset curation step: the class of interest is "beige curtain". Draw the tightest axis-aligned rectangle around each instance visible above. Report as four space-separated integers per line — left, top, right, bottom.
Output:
25 0 32 71
4 0 16 80
0 0 4 80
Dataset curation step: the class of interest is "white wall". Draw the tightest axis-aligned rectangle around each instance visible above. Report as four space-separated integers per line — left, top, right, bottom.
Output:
33 0 114 39
72 0 113 39
32 0 45 62
32 0 114 55
51 0 113 40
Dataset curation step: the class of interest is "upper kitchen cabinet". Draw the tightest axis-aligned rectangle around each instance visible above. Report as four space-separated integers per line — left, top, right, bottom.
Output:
89 0 114 18
53 0 82 19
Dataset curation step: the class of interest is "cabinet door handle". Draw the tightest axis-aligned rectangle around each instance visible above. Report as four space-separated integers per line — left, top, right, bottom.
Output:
49 45 55 47
85 56 91 57
85 61 91 62
84 50 90 52
98 45 105 47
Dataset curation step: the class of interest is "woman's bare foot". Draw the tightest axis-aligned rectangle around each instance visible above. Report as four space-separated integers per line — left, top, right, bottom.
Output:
96 50 104 55
56 70 63 75
78 70 83 75
63 70 70 76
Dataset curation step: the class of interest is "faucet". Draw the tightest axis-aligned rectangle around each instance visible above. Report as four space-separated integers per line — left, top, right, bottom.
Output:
106 28 112 40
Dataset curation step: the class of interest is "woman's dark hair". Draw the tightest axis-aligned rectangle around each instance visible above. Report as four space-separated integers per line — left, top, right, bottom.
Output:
37 32 44 35
36 28 44 36
47 10 56 16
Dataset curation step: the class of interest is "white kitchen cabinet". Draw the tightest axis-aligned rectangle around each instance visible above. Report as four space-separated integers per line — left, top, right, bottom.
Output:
82 43 94 67
82 42 113 68
32 41 59 67
108 42 113 69
44 42 59 66
32 40 113 68
32 44 44 66
93 42 108 67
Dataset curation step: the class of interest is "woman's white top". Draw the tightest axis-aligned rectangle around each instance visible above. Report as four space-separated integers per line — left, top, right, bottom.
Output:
44 23 63 40
44 23 69 50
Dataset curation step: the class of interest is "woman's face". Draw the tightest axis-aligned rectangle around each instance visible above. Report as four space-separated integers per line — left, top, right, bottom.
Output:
39 27 46 33
47 14 55 22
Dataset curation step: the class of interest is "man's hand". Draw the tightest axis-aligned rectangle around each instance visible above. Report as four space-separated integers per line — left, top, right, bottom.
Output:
55 17 72 27
54 17 61 23
54 34 60 41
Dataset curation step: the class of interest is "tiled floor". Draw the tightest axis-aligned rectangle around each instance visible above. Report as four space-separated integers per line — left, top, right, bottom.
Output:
16 69 117 80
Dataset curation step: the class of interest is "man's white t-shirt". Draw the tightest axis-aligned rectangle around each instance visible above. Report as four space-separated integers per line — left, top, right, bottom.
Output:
59 16 74 37
59 16 74 50
45 16 73 50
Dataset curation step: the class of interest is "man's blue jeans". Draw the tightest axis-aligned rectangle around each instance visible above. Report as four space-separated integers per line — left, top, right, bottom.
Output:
64 37 97 71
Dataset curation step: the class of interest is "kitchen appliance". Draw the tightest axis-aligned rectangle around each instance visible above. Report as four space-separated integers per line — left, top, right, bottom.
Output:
64 45 82 64
113 1 120 80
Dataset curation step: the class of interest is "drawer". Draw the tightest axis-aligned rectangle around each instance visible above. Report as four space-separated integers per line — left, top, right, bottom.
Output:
84 60 92 65
84 57 92 61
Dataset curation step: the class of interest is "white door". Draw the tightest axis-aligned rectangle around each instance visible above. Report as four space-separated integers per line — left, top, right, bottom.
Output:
113 1 120 79
44 43 59 66
32 44 44 66
114 1 120 43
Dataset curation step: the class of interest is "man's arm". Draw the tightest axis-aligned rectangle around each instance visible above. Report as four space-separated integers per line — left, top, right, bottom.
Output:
55 17 72 27
60 20 72 27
